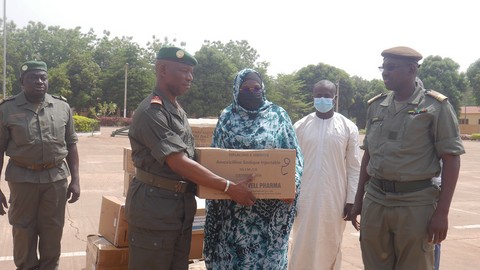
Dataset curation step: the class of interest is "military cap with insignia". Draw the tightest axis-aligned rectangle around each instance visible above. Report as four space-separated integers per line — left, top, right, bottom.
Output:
156 46 198 66
20 60 48 77
381 46 423 62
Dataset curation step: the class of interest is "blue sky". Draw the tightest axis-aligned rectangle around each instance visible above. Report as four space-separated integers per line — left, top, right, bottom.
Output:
5 0 479 80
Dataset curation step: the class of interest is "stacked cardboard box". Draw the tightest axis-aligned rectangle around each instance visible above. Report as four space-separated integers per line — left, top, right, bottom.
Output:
98 196 129 248
189 118 218 147
86 234 129 270
123 147 134 196
86 196 129 269
190 207 206 259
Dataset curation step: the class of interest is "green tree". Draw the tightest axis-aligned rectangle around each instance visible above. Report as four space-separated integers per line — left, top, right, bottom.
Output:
466 59 480 105
350 78 387 129
145 36 184 61
180 40 269 118
294 63 355 117
7 22 96 95
94 34 155 115
269 74 308 123
204 40 263 71
418 56 468 114
180 45 236 117
62 53 102 112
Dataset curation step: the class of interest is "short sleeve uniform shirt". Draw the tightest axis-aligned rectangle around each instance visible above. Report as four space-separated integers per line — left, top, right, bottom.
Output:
362 86 465 181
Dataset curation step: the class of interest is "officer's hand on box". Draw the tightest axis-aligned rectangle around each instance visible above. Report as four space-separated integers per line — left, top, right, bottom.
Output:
225 174 256 206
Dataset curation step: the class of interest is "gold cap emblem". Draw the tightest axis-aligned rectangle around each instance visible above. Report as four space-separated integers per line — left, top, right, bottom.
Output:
21 65 28 71
176 50 185 59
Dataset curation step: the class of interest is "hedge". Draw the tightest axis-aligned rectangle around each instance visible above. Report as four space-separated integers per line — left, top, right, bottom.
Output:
73 115 100 133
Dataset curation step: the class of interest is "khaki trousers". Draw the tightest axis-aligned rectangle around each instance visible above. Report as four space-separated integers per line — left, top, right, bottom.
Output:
360 181 436 270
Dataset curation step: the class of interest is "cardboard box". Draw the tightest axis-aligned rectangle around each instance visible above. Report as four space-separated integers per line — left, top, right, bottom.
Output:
86 234 128 270
98 196 129 247
189 118 218 147
195 147 296 199
123 171 134 196
192 208 206 231
189 208 205 259
123 147 135 175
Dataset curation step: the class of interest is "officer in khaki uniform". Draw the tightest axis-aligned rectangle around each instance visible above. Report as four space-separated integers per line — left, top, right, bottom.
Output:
351 47 465 270
0 61 80 270
126 46 256 270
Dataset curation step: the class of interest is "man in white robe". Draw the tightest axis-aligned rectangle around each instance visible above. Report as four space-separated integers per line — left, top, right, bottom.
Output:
288 80 360 270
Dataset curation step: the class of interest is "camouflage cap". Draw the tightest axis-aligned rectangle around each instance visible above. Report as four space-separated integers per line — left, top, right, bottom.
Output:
381 46 423 62
156 46 198 66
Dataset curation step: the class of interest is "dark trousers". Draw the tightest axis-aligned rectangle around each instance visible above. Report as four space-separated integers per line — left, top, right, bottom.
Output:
128 225 193 270
125 178 196 270
8 180 68 270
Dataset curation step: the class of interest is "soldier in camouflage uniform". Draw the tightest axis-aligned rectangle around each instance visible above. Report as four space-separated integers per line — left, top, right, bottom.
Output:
0 60 80 270
351 47 465 270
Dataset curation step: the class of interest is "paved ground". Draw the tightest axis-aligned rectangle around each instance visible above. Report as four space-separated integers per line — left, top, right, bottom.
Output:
0 126 479 269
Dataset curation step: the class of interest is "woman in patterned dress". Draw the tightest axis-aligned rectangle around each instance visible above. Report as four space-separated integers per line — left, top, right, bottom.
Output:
203 68 303 269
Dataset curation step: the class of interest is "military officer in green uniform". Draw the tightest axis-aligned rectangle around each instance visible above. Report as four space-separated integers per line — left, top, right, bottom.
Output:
351 46 465 270
0 60 80 270
126 46 256 270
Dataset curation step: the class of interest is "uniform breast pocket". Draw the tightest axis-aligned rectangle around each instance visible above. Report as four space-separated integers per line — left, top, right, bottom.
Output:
366 118 383 147
9 116 36 145
402 113 432 147
49 114 67 141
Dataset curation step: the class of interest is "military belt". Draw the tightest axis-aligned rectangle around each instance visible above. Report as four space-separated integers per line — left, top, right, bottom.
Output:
135 168 195 193
370 178 433 193
11 159 62 171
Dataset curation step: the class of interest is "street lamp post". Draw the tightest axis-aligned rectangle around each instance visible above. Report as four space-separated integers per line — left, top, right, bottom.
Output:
123 63 128 118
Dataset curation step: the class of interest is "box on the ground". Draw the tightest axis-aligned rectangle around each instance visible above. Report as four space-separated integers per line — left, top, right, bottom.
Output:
99 196 128 247
123 171 134 196
123 147 135 175
189 208 206 259
195 147 296 199
189 118 218 147
86 234 128 270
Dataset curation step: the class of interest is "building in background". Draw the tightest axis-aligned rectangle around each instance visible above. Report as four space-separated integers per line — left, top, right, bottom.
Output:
459 106 480 134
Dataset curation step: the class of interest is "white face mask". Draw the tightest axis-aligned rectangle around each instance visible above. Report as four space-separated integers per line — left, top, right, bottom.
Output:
314 97 334 113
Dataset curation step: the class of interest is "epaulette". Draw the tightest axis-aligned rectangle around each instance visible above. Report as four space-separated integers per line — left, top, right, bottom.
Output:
52 95 68 102
0 96 15 106
425 89 447 102
367 93 387 105
151 95 163 106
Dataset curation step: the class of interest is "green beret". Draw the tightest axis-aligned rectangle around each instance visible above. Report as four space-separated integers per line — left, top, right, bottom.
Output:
20 60 48 76
381 46 423 62
156 46 198 66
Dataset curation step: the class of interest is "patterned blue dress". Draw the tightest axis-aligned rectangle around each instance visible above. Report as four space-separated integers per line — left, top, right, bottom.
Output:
203 69 303 270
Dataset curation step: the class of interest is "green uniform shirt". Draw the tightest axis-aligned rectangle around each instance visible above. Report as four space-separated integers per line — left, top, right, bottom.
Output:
0 92 78 183
128 89 195 181
362 86 465 181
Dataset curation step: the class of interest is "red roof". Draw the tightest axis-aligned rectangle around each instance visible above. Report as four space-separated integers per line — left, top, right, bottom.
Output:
460 106 480 114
